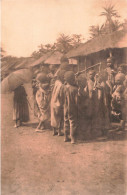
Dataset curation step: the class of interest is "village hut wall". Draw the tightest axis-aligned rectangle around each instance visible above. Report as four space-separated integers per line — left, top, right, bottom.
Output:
67 30 127 73
73 47 127 74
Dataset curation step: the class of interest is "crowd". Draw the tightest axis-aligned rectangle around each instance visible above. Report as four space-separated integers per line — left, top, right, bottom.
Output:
13 56 127 144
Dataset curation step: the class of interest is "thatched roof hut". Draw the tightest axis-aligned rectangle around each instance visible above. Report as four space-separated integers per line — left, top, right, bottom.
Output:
45 51 77 65
44 51 63 65
29 52 53 67
67 30 127 58
67 30 127 71
44 51 77 72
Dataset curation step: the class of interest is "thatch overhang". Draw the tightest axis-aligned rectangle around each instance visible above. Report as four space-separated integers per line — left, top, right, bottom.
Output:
29 52 53 67
44 51 63 65
67 30 127 58
44 51 77 65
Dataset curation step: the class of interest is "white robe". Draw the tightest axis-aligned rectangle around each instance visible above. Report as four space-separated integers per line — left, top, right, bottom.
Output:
51 80 64 128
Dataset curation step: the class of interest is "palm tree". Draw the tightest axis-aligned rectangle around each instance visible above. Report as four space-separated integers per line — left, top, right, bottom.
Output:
71 34 85 48
38 44 47 54
100 4 120 33
112 20 123 31
122 19 127 31
44 44 53 51
56 33 73 54
89 24 104 38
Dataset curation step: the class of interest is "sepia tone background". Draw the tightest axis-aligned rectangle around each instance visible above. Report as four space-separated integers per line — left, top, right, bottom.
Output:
1 0 127 57
1 0 127 195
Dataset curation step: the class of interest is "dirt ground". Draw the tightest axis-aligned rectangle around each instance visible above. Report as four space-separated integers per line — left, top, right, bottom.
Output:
1 94 127 195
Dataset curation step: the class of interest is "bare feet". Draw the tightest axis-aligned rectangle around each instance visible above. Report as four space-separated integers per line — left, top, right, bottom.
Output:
58 132 64 136
53 132 58 136
71 138 76 144
40 123 45 130
64 137 71 142
35 129 44 133
14 124 18 128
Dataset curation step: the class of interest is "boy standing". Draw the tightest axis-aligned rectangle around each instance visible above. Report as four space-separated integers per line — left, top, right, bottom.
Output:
64 71 78 144
51 70 65 136
111 73 125 129
35 73 51 132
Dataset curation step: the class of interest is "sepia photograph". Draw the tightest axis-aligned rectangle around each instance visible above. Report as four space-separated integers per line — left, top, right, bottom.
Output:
1 0 127 194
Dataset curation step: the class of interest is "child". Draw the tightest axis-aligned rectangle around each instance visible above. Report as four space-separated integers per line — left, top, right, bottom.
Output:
82 70 96 138
94 71 112 137
111 73 125 129
76 74 90 140
64 71 78 144
105 57 116 93
88 72 105 138
35 73 51 132
51 70 65 136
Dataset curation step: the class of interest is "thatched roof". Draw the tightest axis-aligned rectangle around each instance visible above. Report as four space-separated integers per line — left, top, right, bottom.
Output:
44 51 63 65
44 51 77 65
29 52 53 67
67 30 127 58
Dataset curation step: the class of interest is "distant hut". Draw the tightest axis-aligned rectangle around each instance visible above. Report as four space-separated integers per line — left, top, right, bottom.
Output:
29 52 53 73
44 51 63 69
44 51 78 72
67 29 127 73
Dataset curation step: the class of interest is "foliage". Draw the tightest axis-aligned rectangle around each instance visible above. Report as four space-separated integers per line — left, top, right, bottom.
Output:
2 3 126 78
71 34 85 48
100 4 120 19
55 33 72 53
100 4 121 33
89 25 104 38
89 4 123 38
122 19 127 31
31 33 85 57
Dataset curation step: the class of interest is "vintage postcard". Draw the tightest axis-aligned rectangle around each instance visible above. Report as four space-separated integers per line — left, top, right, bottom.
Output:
1 0 127 194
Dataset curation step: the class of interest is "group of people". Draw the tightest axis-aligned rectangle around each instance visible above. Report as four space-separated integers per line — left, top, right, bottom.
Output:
12 56 127 144
32 56 127 144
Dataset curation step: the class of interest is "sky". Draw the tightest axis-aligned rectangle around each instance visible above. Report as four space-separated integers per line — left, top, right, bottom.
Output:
1 0 127 57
